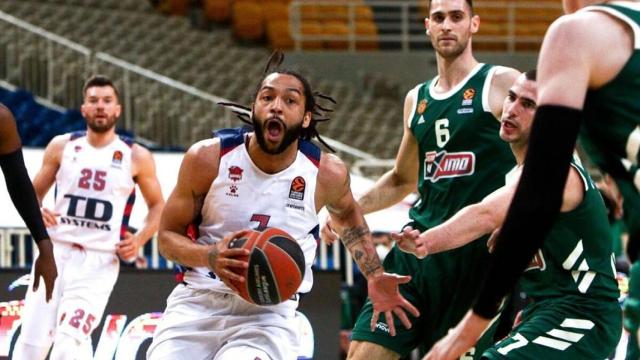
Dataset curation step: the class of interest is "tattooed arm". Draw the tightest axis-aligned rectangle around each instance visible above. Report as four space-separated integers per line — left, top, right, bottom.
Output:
317 153 382 277
317 153 420 335
158 139 248 285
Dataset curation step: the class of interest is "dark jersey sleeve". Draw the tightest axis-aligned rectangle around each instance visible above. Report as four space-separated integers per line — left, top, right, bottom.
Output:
0 148 49 243
473 105 582 318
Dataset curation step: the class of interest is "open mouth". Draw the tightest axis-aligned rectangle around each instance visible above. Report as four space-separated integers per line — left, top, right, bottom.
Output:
502 119 517 129
265 118 284 140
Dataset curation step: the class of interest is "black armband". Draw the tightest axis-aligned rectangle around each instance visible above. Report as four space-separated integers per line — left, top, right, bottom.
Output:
473 105 582 318
0 148 49 243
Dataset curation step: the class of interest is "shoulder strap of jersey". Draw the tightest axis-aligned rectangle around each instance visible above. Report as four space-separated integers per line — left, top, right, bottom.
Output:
481 64 499 113
298 139 320 168
117 134 135 148
213 127 249 157
570 155 595 192
406 83 423 130
69 130 86 141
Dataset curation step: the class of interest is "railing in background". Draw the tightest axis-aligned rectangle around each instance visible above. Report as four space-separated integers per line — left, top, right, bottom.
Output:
0 10 235 148
0 228 32 268
289 1 563 53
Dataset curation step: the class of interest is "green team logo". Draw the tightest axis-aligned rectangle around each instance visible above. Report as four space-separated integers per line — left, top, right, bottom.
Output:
424 150 475 182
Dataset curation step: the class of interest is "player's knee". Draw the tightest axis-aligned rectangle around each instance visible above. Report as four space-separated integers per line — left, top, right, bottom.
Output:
347 340 400 360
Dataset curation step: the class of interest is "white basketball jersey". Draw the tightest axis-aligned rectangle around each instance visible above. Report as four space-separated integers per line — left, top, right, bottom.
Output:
48 132 136 252
182 128 320 295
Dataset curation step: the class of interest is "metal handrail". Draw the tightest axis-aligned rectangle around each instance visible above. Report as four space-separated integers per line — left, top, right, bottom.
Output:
94 52 229 105
289 0 563 52
0 10 90 55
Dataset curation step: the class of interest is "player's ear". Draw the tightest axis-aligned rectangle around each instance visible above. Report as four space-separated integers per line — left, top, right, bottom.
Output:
470 14 480 34
302 111 312 128
115 104 122 118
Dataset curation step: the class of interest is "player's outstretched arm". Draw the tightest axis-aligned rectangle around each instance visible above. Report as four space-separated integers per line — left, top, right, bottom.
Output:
394 183 515 258
423 170 587 360
116 145 165 261
0 105 57 301
317 153 420 337
157 140 248 278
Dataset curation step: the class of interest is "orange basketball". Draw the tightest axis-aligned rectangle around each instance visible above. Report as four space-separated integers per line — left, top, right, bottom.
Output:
228 228 305 305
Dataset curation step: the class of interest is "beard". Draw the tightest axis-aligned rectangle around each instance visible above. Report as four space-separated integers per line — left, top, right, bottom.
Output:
86 116 118 133
252 112 303 155
432 36 469 59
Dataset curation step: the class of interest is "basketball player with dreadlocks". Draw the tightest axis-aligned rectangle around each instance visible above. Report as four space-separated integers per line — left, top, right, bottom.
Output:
321 0 520 358
146 51 419 360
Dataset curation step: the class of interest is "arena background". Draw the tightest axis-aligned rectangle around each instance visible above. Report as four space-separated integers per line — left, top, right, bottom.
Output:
0 0 630 359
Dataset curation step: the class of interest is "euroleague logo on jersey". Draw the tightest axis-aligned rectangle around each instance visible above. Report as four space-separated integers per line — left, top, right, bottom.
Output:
226 166 244 197
417 99 428 115
111 150 123 168
289 176 306 200
424 150 475 182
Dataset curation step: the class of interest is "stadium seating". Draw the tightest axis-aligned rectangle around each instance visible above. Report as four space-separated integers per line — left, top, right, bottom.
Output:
0 85 88 146
0 0 407 160
0 0 558 159
232 1 264 41
204 0 233 23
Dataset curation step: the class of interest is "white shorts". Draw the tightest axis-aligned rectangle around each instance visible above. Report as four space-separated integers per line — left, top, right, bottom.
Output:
147 284 300 360
19 242 119 346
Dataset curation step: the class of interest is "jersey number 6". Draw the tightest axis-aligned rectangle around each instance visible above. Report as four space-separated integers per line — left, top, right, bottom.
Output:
435 118 450 148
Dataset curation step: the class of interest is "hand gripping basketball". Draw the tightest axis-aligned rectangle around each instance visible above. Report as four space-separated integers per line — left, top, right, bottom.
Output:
227 227 306 305
206 230 252 292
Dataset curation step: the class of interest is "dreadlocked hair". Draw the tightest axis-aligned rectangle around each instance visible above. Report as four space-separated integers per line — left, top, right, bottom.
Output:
218 50 336 152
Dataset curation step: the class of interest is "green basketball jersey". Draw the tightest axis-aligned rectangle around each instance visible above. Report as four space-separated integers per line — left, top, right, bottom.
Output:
582 3 640 176
519 158 620 301
408 63 515 228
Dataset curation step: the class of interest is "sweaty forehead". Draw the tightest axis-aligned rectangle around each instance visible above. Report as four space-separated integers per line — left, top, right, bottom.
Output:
429 0 470 15
85 86 117 98
260 73 304 93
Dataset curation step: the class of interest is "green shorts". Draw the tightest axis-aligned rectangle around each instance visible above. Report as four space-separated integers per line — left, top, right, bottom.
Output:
351 231 497 358
483 296 621 359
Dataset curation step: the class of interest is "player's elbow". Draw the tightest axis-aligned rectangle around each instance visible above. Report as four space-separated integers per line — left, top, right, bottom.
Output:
473 204 501 235
157 230 174 259
390 168 417 191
